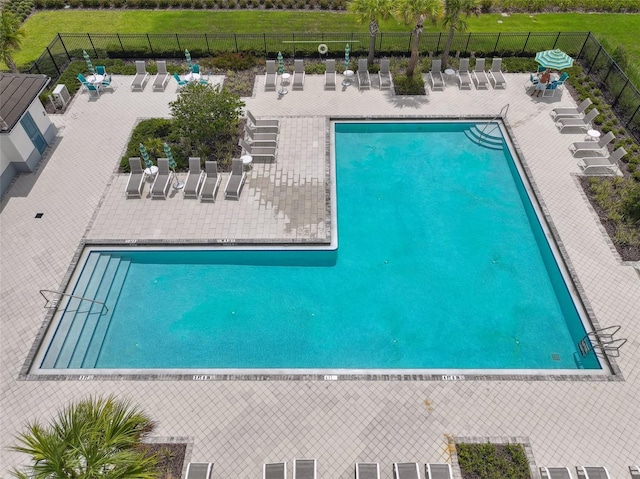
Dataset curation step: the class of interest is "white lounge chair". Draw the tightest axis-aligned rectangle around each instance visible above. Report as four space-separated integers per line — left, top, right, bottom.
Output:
264 462 286 479
185 463 213 479
577 147 626 176
131 60 149 91
473 58 489 89
569 131 615 157
556 108 599 132
183 157 204 198
357 58 371 90
425 464 451 479
199 160 221 202
246 110 280 134
378 58 392 90
293 459 316 479
356 463 380 479
293 59 305 90
224 158 246 199
488 57 506 89
265 59 277 91
325 59 336 90
393 463 421 479
239 139 276 163
551 98 593 120
457 58 472 90
152 60 170 91
246 127 277 148
540 467 574 479
125 157 145 198
575 466 611 479
150 158 173 199
429 59 444 91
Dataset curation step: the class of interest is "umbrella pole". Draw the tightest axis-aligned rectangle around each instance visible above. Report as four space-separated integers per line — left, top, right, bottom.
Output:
172 167 184 189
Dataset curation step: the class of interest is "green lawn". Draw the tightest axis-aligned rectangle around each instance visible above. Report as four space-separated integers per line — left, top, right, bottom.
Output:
13 10 640 68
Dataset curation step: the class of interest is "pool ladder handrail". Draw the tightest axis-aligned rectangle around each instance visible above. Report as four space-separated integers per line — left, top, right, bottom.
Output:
578 325 627 358
479 104 509 142
39 289 109 315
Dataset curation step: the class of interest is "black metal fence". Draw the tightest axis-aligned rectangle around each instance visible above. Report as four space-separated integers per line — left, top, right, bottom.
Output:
26 31 640 141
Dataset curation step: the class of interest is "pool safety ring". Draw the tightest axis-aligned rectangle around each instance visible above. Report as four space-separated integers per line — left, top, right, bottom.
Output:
318 43 329 54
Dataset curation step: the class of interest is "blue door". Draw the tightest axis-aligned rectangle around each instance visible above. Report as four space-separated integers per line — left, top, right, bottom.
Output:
20 112 47 154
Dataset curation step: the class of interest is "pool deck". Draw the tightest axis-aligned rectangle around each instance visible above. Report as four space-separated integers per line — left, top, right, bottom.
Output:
1 72 640 476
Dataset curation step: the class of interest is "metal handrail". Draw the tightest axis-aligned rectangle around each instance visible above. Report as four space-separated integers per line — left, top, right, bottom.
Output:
479 104 509 142
578 325 626 358
39 289 109 315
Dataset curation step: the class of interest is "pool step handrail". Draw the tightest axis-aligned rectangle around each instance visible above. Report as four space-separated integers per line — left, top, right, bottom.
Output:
578 325 626 358
479 104 509 143
39 289 109 315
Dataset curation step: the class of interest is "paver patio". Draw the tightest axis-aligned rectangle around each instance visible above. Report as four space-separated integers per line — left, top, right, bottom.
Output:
1 71 639 478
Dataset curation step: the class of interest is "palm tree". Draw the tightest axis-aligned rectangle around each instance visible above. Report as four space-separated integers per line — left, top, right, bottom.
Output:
0 9 26 73
11 395 158 479
348 0 396 66
441 0 480 68
395 0 443 78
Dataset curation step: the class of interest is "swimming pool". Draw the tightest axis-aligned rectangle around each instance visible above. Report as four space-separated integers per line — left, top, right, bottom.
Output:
32 121 603 375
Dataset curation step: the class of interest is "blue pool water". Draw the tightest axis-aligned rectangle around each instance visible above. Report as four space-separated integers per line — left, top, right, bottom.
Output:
38 122 600 371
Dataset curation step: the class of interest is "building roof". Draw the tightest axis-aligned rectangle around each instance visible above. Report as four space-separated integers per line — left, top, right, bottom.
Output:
0 73 50 133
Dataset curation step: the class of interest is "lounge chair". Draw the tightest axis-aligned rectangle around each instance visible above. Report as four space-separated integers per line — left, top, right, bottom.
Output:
199 161 222 202
224 158 247 199
577 147 626 175
551 98 593 120
356 463 380 479
246 110 280 134
575 466 611 479
556 108 599 132
246 127 278 147
125 157 145 198
264 462 286 479
265 59 277 91
552 71 569 94
425 464 451 479
393 463 421 479
378 58 392 90
473 58 489 89
293 59 305 90
630 466 640 479
540 467 574 479
173 73 189 89
183 157 204 198
325 59 336 90
429 59 444 91
357 58 371 90
293 459 316 479
488 57 506 89
185 463 213 479
131 60 149 91
457 58 472 90
569 131 615 157
239 139 277 163
153 60 170 91
150 158 173 199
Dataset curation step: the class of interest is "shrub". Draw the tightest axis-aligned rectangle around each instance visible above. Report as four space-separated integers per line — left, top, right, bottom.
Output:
457 443 530 479
393 74 425 95
264 0 273 7
210 52 257 71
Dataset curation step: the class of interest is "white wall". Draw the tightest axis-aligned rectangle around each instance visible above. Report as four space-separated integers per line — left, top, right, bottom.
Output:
0 133 20 175
27 98 53 135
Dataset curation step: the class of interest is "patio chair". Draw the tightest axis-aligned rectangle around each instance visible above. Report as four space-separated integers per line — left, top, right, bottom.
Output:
191 64 200 74
553 71 569 93
488 57 506 89
239 139 277 162
575 466 611 479
378 58 392 90
425 464 452 479
265 59 277 91
150 158 173 199
125 157 145 198
457 58 472 90
100 74 113 91
293 59 305 90
183 157 204 198
294 459 316 479
246 110 280 134
472 58 490 89
199 161 222 202
325 59 336 90
630 466 640 479
357 58 371 90
153 60 170 91
577 147 626 175
224 158 247 200
551 98 593 120
264 462 286 479
540 467 574 479
355 463 380 479
569 131 615 157
185 463 213 479
246 126 278 147
556 108 599 132
131 60 149 91
173 73 189 89
394 463 421 479
429 59 444 91
96 65 106 75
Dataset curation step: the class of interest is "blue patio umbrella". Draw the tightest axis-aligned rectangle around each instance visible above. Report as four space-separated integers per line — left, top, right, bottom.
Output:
277 51 284 75
164 142 184 189
82 50 95 75
535 49 574 70
185 49 192 68
139 143 153 169
344 43 350 70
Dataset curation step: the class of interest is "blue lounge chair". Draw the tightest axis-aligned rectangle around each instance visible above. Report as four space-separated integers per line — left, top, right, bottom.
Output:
173 73 189 89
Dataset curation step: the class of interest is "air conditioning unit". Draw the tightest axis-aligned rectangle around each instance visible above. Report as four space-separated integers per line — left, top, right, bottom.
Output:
52 84 70 107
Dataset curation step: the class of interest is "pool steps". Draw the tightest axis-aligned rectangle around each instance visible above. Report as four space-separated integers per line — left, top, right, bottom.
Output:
464 124 504 150
41 252 130 369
